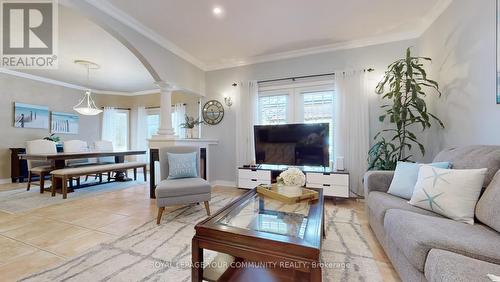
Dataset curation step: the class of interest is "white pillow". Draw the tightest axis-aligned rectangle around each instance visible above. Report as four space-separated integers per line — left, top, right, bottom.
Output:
409 166 487 224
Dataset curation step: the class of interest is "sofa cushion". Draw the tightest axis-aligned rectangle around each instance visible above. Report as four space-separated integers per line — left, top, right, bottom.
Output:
425 249 500 282
433 145 500 187
384 209 500 272
155 178 210 198
388 161 450 200
367 191 441 228
409 166 486 224
476 170 500 233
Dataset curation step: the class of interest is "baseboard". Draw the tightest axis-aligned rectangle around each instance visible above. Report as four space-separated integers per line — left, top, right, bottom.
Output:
210 180 237 188
0 178 12 184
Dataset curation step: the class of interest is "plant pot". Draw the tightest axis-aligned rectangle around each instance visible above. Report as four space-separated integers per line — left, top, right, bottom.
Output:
185 128 194 139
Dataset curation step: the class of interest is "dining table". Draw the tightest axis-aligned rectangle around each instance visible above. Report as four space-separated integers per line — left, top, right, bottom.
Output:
19 150 147 193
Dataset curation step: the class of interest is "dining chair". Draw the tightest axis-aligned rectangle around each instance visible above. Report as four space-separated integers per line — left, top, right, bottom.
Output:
93 140 114 163
26 139 57 193
63 140 94 186
92 140 115 181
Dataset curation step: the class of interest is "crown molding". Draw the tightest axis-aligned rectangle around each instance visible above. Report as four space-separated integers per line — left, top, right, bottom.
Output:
0 68 159 96
204 30 422 71
415 0 452 37
83 0 207 71
0 68 87 91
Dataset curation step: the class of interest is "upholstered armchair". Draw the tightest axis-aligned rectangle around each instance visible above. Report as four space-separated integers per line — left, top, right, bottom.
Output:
155 146 211 224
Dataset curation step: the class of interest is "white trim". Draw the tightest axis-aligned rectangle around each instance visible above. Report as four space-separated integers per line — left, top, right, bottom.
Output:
0 178 12 185
84 0 207 71
0 68 87 91
0 68 161 96
205 30 421 71
210 180 237 188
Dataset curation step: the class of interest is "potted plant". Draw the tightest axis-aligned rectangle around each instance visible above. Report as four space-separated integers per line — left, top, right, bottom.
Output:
368 47 444 170
43 133 61 143
180 115 203 139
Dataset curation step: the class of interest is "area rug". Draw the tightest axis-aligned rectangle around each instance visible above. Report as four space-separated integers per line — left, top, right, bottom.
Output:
0 179 142 214
21 193 383 282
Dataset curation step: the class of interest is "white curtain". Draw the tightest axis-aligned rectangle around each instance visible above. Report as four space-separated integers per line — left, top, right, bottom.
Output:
101 107 117 143
236 81 259 166
334 71 372 196
130 106 148 162
172 103 186 138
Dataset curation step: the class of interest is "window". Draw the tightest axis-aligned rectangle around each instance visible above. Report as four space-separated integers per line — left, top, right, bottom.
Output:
301 90 334 161
302 91 334 124
258 93 289 125
113 110 129 151
257 82 335 163
146 112 160 140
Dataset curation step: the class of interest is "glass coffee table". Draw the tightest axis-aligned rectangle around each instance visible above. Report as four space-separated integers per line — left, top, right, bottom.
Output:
192 187 324 281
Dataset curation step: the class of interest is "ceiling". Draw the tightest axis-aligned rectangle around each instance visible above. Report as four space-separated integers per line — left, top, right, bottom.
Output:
12 0 450 93
102 0 450 70
22 5 155 93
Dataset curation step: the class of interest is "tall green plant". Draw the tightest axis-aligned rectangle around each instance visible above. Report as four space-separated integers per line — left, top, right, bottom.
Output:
368 47 444 170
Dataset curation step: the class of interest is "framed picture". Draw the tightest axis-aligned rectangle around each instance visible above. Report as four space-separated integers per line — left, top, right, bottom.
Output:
497 0 500 103
51 112 79 134
14 102 49 129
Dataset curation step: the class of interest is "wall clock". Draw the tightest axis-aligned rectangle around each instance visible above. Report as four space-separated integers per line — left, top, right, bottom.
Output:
202 100 224 125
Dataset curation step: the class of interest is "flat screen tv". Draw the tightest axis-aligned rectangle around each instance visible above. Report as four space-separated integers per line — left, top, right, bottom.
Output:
254 123 329 167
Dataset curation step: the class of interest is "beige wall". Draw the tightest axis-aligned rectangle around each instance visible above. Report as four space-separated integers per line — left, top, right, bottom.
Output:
0 73 100 181
0 74 202 181
418 0 500 151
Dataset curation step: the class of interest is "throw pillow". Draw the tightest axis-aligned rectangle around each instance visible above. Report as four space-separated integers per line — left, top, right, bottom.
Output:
167 152 198 179
409 166 487 224
387 161 450 199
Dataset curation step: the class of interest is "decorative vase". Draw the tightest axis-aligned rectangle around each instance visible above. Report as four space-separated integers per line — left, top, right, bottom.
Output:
186 128 194 139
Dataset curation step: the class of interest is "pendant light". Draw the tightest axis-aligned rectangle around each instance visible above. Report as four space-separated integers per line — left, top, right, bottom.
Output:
73 60 102 115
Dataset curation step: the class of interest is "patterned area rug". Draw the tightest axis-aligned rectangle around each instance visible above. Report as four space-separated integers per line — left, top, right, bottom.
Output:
0 180 141 214
21 192 382 282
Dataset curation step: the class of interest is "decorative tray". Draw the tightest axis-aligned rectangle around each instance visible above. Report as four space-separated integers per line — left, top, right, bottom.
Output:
256 184 319 204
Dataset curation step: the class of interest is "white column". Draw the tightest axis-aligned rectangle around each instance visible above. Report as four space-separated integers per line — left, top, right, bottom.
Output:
151 81 176 140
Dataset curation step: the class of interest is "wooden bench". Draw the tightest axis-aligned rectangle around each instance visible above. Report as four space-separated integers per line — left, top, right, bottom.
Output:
50 162 147 199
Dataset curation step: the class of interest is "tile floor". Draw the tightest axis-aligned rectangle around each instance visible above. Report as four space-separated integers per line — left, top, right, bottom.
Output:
0 182 400 281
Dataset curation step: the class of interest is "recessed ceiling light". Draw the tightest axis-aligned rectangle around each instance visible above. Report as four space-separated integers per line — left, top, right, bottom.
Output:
213 7 223 16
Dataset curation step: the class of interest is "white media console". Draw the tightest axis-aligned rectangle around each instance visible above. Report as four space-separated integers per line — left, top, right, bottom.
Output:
237 165 350 198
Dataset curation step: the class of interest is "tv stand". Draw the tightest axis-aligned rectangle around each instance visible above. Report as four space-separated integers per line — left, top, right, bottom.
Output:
237 164 350 198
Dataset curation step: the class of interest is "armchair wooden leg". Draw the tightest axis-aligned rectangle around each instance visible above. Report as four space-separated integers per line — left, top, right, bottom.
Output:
143 166 147 182
99 173 103 183
85 175 89 181
39 172 45 193
51 175 56 197
204 201 211 216
27 171 32 191
107 172 111 182
76 177 81 187
133 168 137 180
157 207 165 225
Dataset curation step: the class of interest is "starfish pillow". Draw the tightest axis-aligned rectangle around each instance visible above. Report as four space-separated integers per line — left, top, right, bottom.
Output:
409 166 487 224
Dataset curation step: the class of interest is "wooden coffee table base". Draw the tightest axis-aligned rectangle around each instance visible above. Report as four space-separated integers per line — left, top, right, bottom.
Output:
191 188 324 282
192 237 322 282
